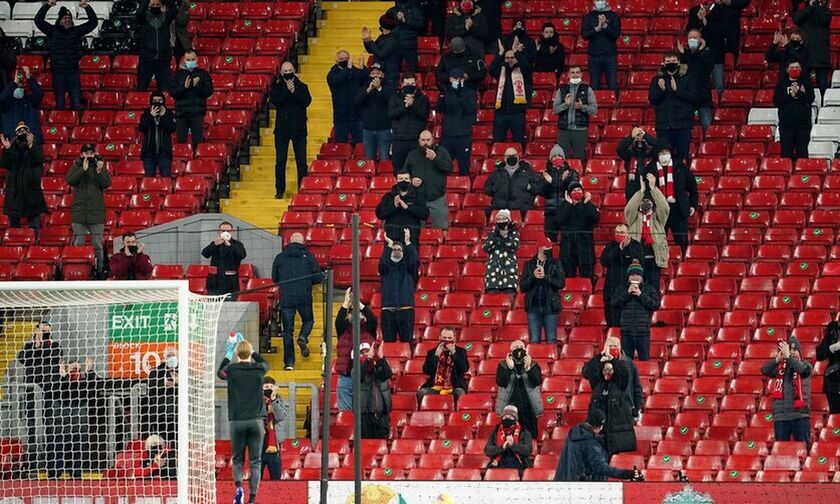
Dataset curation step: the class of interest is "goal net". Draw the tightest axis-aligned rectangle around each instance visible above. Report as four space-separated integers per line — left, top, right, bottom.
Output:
0 281 225 504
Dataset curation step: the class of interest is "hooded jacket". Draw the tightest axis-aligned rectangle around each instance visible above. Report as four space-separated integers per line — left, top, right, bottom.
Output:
582 356 637 455
327 63 367 121
388 88 429 141
354 76 392 131
34 4 98 73
484 161 540 212
444 7 489 56
792 2 831 69
66 157 111 225
581 8 621 57
774 74 815 130
136 1 177 61
762 337 813 421
624 184 670 268
270 242 324 306
139 100 176 159
0 78 44 144
611 280 661 336
0 142 47 219
554 424 628 481
435 46 487 91
488 55 533 114
379 243 419 308
519 252 566 312
171 66 214 118
644 158 698 220
649 65 697 131
375 185 429 245
556 189 600 266
436 85 478 138
404 145 454 201
271 76 312 136
817 321 840 397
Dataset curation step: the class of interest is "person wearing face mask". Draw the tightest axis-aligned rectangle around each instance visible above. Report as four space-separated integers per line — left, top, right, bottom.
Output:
495 340 544 440
556 181 600 281
554 409 641 482
171 51 213 149
645 143 698 255
375 170 429 245
581 0 621 91
483 405 533 477
762 336 813 446
109 232 154 280
388 73 429 173
362 16 400 89
444 1 489 56
484 148 540 220
139 91 176 177
66 144 111 276
404 130 453 228
520 236 566 343
616 127 658 201
611 260 661 361
435 37 487 92
357 340 394 439
600 224 644 327
583 347 636 456
678 29 715 132
271 61 312 199
386 0 426 74
0 66 44 144
685 0 748 94
379 229 420 344
135 0 177 91
648 53 696 166
417 327 469 406
535 22 566 75
553 65 598 163
105 434 175 479
202 221 247 298
334 288 378 411
765 30 810 75
483 209 521 293
52 356 101 478
355 63 392 161
327 50 367 145
538 145 578 240
0 122 46 236
774 60 815 162
601 336 644 421
792 0 831 104
260 376 289 480
140 347 179 442
817 314 840 414
34 0 98 110
625 174 669 290
436 69 477 176
500 19 537 64
489 48 532 143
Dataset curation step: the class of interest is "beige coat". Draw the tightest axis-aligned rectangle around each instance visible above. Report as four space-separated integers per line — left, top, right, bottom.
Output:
624 185 670 268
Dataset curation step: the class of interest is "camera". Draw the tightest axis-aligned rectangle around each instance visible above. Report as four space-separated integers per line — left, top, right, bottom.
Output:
511 348 526 364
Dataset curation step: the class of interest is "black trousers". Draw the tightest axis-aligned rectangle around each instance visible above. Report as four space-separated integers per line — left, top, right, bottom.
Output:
603 296 621 327
666 204 689 255
176 114 205 147
361 413 390 439
137 56 172 92
274 132 308 195
780 127 810 162
561 247 593 280
493 111 526 143
440 134 472 176
381 309 414 343
391 139 416 173
828 392 840 414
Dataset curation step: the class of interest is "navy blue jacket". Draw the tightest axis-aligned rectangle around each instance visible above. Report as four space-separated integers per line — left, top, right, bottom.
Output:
271 243 323 307
555 424 627 481
581 10 621 57
379 244 419 308
0 79 44 144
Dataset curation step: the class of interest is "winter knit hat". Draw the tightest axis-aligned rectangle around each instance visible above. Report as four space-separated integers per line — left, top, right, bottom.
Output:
14 121 28 134
379 14 397 30
627 259 644 276
450 37 466 53
549 144 566 160
495 209 511 222
501 404 518 419
586 408 606 428
57 7 72 21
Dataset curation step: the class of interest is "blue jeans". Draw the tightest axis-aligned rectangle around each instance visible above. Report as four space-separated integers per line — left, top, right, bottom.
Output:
261 452 281 480
52 71 82 110
280 301 314 367
697 107 712 132
589 54 617 90
774 417 811 447
362 129 391 161
621 333 651 361
142 155 172 177
527 309 558 343
334 120 363 145
337 375 353 411
712 64 725 92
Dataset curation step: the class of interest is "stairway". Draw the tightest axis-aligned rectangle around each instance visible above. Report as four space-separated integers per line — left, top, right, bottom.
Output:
0 321 36 400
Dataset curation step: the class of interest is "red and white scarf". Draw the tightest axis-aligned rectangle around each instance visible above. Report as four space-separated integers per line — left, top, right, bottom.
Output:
495 65 527 109
656 162 676 203
771 359 806 410
494 422 521 463
640 211 653 246
432 350 454 394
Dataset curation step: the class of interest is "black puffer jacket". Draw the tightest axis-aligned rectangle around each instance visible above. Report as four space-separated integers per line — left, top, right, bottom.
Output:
270 242 324 306
364 33 400 85
535 34 566 73
404 145 454 202
556 198 600 266
764 41 811 74
600 240 645 300
354 80 391 131
816 321 840 397
65 157 111 225
135 1 177 61
374 186 429 245
488 55 533 114
682 45 714 107
388 89 429 141
484 162 540 212
388 0 425 49
435 48 487 91
139 106 176 158
583 356 637 456
792 3 831 69
327 64 367 121
171 67 214 118
774 75 815 130
538 162 580 218
649 66 696 131
444 8 489 56
581 9 621 56
436 85 477 138
519 253 566 312
611 281 661 335
0 143 46 219
34 4 98 73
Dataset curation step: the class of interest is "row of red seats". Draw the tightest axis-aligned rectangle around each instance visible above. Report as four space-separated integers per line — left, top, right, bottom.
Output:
41 109 254 129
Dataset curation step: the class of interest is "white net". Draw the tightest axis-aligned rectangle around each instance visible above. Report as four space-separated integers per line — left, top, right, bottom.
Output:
0 281 224 504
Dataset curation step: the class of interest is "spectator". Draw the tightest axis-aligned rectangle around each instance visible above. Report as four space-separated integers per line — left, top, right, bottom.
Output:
484 405 533 478
201 221 247 298
363 16 400 89
686 0 748 93
535 22 566 75
416 327 469 405
0 67 44 144
554 409 640 482
140 347 178 442
379 230 419 344
375 170 429 245
327 51 367 145
388 0 425 74
388 73 429 173
552 65 597 163
556 181 600 280
139 91 176 177
109 232 154 280
52 357 99 478
647 142 698 255
649 52 696 165
34 0 98 110
500 19 537 64
1 123 46 235
539 146 580 241
271 61 312 199
600 224 644 327
616 127 657 201
774 60 815 162
425 0 447 39
0 27 17 89
358 341 393 439
171 51 214 150
444 1 489 56
172 0 192 64
66 144 110 276
261 377 289 480
762 337 813 446
625 174 669 289
581 0 621 91
355 63 392 161
816 315 840 413
271 232 324 371
679 29 715 133
484 147 540 220
582 352 637 456
335 288 377 411
435 37 487 91
792 0 831 102
495 340 543 439
437 68 477 176
488 48 532 143
765 30 810 75
136 0 177 91
611 259 661 361
601 335 644 422
405 130 453 229
105 434 175 479
483 209 520 293
520 236 566 343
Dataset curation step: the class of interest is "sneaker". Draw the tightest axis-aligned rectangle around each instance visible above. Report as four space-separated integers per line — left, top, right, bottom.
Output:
297 339 310 358
284 365 294 371
233 486 244 504
248 496 256 504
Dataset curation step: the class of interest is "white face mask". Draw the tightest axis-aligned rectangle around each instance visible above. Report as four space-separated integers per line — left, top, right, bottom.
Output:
658 153 672 165
220 231 232 241
569 77 582 85
13 87 24 99
166 356 178 369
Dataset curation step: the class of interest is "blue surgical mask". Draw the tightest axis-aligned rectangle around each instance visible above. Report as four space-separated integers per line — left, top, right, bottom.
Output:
594 0 607 10
687 38 699 50
13 87 24 99
184 60 197 70
166 357 178 369
450 80 460 90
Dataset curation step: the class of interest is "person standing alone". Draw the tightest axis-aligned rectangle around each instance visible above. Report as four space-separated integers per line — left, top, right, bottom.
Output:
271 62 311 199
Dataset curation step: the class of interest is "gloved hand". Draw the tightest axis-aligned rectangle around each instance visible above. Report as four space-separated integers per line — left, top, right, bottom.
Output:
224 332 245 360
618 469 636 480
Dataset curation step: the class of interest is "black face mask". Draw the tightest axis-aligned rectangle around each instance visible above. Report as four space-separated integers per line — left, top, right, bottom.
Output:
16 134 27 144
41 332 51 340
789 40 802 48
128 245 139 255
512 348 526 362
263 389 273 399
337 60 348 68
513 28 526 37
505 155 518 166
496 222 509 231
151 101 164 107
282 73 295 81
639 200 653 213
633 140 647 151
397 180 411 192
664 62 679 74
402 85 417 95
149 6 162 15
501 417 516 428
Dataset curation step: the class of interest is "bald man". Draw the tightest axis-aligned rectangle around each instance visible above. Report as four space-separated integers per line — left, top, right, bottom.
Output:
270 61 312 199
271 233 323 370
403 130 453 229
326 50 366 144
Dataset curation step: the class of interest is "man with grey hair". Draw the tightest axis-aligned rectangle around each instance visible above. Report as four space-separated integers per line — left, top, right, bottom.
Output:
270 61 311 199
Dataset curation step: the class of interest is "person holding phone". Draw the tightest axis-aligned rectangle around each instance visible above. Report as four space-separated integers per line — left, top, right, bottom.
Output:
520 236 566 343
611 260 661 361
66 143 111 277
495 340 544 439
139 91 176 177
201 221 247 299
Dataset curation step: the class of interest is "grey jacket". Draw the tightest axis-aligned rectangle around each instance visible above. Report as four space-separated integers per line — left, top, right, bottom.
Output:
761 357 812 421
552 83 598 130
268 396 291 443
495 362 544 417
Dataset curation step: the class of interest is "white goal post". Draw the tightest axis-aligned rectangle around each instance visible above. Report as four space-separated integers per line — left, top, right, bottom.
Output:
0 281 225 504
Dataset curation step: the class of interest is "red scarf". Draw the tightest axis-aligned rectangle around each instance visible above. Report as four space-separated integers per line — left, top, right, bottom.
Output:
641 211 653 246
263 399 278 453
432 350 454 393
494 422 521 462
771 359 806 409
656 162 675 202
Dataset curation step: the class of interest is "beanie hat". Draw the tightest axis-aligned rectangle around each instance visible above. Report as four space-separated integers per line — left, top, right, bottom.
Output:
450 37 466 53
379 14 397 30
495 209 511 222
57 6 72 21
14 121 28 134
586 409 606 428
79 143 95 154
627 259 644 276
501 404 518 419
549 144 566 160
449 67 465 79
